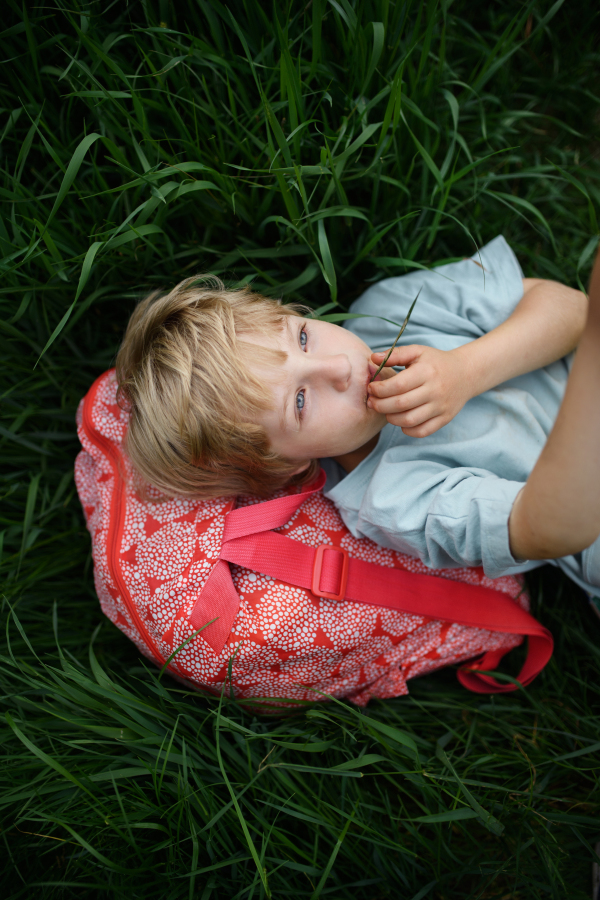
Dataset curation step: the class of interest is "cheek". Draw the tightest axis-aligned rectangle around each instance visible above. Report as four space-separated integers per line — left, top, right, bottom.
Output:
330 402 369 436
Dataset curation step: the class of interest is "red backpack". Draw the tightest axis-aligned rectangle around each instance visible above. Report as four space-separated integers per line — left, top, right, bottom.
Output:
75 370 552 709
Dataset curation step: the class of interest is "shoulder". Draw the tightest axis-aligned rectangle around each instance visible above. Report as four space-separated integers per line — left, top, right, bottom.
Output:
343 236 525 349
350 235 523 312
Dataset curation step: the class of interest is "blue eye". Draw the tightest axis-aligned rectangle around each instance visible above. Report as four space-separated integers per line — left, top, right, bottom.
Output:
299 327 307 348
296 390 305 412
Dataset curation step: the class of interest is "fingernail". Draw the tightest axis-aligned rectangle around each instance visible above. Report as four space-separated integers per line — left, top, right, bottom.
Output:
367 398 373 408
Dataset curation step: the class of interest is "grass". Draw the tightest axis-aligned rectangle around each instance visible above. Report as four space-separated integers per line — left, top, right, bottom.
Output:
1 0 600 896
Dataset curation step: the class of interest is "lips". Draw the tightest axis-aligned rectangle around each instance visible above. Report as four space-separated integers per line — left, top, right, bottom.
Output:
365 363 381 407
367 362 382 384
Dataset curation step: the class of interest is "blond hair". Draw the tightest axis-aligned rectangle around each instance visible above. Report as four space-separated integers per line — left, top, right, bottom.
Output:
116 275 319 499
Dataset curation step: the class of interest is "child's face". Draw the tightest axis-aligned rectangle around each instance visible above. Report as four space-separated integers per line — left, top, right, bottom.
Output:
242 317 388 465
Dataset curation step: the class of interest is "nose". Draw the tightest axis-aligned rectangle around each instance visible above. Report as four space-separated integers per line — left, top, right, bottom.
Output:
311 353 352 391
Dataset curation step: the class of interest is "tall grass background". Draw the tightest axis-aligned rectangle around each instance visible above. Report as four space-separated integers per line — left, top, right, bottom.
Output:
1 0 600 896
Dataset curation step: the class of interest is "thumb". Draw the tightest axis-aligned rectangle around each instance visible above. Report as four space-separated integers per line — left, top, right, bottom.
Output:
371 343 423 368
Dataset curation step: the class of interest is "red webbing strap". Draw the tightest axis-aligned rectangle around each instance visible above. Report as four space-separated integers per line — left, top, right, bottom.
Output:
190 559 242 654
220 529 552 693
190 473 327 651
191 471 553 693
222 470 328 541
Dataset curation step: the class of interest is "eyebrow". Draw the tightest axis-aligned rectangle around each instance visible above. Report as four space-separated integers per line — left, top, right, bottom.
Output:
280 391 290 432
278 318 298 432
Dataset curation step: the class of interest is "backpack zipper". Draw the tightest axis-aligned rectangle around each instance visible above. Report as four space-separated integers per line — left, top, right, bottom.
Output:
81 372 167 666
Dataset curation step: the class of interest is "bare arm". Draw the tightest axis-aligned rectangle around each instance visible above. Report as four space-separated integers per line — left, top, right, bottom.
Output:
509 260 600 560
368 278 587 437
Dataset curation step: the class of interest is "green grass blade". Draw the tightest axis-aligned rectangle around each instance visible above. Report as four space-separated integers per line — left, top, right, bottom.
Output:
317 218 337 303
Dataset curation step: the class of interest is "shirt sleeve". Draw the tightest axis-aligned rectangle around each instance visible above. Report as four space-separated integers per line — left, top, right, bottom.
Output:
343 235 525 352
326 454 528 579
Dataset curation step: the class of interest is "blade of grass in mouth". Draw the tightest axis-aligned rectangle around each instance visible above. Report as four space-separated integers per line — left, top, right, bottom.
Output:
369 287 422 382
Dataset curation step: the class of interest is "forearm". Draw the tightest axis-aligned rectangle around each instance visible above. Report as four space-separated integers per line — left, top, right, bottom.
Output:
509 264 600 560
453 279 587 400
367 277 587 440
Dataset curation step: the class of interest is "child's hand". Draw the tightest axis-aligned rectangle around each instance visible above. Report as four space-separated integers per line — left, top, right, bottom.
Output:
367 345 471 437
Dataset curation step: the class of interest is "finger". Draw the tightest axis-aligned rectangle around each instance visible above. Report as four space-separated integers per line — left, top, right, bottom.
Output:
399 415 449 438
371 344 423 368
368 386 431 415
369 367 426 398
383 402 440 429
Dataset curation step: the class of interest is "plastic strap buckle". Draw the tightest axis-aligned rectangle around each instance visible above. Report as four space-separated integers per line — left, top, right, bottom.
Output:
311 544 349 602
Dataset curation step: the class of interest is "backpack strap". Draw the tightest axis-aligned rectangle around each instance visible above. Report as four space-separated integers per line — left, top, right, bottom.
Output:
191 470 553 694
189 471 329 653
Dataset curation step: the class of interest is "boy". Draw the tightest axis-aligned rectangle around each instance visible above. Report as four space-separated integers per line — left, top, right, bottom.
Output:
117 236 600 595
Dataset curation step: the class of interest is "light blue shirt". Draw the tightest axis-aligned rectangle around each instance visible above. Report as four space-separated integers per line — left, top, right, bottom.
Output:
323 236 591 587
